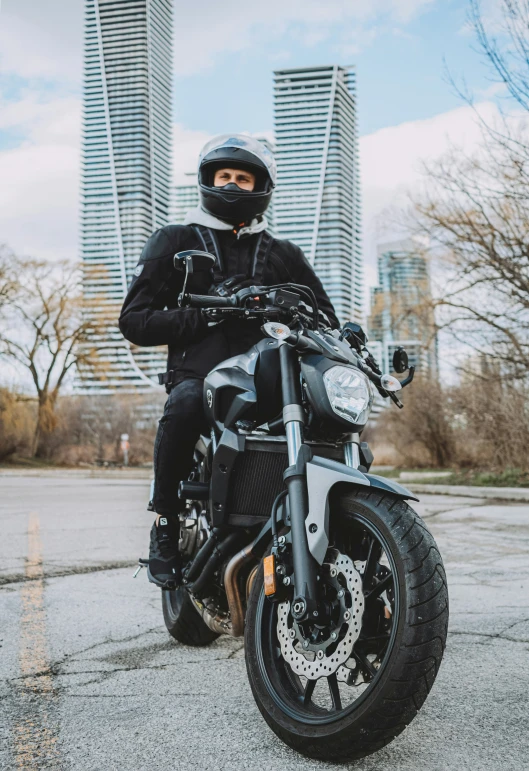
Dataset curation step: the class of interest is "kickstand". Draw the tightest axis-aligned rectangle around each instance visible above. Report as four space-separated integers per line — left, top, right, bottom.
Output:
133 558 149 578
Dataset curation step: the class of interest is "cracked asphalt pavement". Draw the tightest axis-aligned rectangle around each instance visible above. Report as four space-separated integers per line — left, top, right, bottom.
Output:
1 475 528 770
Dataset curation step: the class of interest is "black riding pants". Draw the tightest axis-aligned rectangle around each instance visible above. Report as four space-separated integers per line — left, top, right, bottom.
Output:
152 378 207 519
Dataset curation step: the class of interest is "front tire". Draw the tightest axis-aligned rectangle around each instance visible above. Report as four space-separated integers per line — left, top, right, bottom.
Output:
245 489 448 762
162 587 219 646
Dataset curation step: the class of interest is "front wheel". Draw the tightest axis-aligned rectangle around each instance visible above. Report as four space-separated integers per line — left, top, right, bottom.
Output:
245 489 448 762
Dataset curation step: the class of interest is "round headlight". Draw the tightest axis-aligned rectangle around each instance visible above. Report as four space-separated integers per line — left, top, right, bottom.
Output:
323 366 373 425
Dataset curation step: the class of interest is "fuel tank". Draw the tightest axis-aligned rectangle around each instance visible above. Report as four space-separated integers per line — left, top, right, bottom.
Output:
203 338 282 433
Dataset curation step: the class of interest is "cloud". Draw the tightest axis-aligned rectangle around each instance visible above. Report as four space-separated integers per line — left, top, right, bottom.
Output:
359 101 509 292
0 0 436 84
172 124 212 184
171 0 436 76
0 94 81 261
0 0 82 85
0 93 80 146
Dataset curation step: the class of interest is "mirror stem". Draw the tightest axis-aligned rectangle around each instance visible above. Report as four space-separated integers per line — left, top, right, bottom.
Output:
179 268 190 307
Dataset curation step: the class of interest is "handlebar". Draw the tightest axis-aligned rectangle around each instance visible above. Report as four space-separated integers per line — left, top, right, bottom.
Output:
353 354 404 409
185 294 237 308
183 288 408 409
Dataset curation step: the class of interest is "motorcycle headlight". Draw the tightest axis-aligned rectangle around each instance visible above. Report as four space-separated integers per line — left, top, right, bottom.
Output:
323 366 373 425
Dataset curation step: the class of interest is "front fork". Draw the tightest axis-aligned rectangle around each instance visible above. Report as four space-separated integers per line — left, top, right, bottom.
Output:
343 433 361 469
279 344 319 623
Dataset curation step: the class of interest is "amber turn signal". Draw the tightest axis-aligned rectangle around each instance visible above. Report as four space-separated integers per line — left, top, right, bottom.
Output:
263 554 277 596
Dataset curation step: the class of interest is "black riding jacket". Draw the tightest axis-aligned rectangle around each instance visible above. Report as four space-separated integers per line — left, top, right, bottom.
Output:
119 224 339 386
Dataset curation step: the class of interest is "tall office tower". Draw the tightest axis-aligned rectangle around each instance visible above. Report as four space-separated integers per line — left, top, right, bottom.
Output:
254 135 276 235
368 240 438 374
171 173 199 224
273 65 362 323
80 0 173 392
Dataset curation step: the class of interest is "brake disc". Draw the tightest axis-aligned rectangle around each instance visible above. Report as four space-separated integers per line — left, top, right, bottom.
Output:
277 551 364 680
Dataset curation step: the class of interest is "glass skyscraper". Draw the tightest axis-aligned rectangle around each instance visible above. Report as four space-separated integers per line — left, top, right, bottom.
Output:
171 173 199 225
80 0 172 391
368 240 438 374
273 65 363 323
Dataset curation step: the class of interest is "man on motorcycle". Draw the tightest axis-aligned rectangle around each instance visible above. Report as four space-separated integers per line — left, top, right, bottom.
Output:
119 134 339 589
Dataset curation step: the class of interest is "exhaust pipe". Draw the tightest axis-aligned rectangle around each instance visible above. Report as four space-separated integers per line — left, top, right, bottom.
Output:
224 544 255 637
191 599 233 636
246 565 258 600
190 540 257 638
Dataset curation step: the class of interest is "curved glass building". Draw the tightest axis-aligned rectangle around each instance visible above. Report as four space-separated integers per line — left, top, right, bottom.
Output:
273 65 363 324
80 0 172 392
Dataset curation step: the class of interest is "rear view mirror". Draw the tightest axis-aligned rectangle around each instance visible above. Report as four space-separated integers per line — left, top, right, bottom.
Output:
174 250 216 273
343 322 367 344
392 347 409 374
341 321 368 352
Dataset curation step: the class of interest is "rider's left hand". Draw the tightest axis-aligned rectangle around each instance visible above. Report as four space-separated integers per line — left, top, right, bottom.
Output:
210 274 254 298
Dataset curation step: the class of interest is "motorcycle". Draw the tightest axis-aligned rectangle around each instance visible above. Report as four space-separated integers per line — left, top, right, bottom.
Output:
139 249 448 762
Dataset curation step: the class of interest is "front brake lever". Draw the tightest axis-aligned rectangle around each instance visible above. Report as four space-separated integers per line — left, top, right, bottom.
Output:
388 391 404 409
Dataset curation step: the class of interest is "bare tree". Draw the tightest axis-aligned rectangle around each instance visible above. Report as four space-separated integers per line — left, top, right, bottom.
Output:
0 245 18 309
0 388 34 461
376 376 455 468
411 134 529 373
471 0 529 112
0 256 102 456
405 1 529 374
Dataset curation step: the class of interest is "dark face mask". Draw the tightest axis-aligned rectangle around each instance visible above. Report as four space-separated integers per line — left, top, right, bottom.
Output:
214 182 251 193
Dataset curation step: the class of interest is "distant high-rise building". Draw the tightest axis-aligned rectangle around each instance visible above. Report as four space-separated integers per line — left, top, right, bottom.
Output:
273 65 362 323
368 240 437 374
254 135 276 235
80 0 173 392
171 173 199 224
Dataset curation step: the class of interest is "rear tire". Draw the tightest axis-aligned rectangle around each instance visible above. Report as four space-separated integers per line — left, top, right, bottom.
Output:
245 489 448 762
162 587 219 646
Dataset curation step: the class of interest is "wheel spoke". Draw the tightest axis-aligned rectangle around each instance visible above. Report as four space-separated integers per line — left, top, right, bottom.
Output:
354 650 377 681
358 632 391 641
365 572 393 601
377 638 390 660
363 536 382 589
357 635 391 661
303 678 316 706
357 632 391 648
327 673 342 711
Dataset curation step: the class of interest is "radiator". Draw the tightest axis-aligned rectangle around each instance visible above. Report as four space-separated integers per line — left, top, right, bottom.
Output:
226 439 342 526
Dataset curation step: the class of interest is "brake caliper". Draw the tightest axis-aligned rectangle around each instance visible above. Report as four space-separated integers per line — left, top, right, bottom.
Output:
276 550 364 680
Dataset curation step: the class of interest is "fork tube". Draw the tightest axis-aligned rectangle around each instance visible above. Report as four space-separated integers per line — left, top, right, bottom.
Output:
279 343 304 464
343 433 361 468
279 344 318 620
285 422 302 465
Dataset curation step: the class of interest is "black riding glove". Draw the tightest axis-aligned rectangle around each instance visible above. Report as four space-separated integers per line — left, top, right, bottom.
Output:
210 274 254 298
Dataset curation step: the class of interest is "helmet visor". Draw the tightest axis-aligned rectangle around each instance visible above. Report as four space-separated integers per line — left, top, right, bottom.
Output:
199 134 276 187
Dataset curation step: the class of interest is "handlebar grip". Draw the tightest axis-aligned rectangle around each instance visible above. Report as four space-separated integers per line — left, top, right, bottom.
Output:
186 294 236 308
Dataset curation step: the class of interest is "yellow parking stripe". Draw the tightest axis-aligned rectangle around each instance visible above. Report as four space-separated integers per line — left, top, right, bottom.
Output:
13 512 61 768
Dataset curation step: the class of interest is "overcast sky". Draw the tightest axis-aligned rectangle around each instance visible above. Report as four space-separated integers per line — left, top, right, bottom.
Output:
0 0 510 294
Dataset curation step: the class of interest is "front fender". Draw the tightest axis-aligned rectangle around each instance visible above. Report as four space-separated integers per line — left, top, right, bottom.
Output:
305 456 418 564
